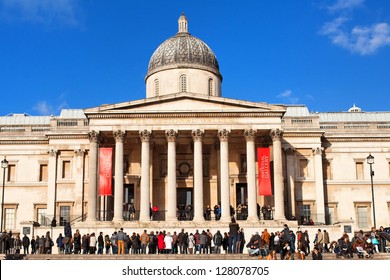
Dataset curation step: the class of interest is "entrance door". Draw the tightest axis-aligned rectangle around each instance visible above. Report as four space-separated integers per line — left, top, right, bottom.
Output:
236 183 247 205
236 183 248 220
177 188 193 220
123 184 135 220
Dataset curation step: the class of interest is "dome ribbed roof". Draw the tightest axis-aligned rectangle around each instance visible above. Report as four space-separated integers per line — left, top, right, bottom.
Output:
146 14 221 80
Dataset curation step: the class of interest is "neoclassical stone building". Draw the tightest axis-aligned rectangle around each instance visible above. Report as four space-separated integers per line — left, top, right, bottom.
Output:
0 14 389 240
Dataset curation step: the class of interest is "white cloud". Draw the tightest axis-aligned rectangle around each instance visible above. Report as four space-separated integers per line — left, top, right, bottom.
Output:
320 1 390 55
328 0 364 12
33 101 54 115
321 17 390 55
1 0 80 27
277 90 299 104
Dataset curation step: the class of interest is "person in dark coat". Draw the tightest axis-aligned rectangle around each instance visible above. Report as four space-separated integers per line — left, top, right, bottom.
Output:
22 234 30 254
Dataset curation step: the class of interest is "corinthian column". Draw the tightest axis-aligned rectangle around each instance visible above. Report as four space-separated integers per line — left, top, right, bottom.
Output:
244 129 258 221
218 129 231 222
285 148 296 219
313 147 325 224
271 129 285 220
87 131 100 222
192 129 204 222
139 130 151 222
74 149 85 219
166 129 178 221
113 130 126 221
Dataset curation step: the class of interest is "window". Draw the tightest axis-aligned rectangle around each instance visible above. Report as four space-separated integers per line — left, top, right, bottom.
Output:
154 79 159 96
357 206 368 229
299 158 308 178
356 162 364 180
62 160 71 179
180 75 187 92
300 204 311 224
7 164 16 182
39 164 48 182
60 205 71 226
4 208 16 230
208 78 213 96
37 207 48 226
325 206 335 225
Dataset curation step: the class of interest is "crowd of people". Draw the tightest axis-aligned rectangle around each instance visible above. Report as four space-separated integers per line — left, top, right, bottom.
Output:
0 221 388 259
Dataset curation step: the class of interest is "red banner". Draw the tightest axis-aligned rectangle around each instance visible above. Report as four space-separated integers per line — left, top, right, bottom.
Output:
258 147 272 196
99 147 112 196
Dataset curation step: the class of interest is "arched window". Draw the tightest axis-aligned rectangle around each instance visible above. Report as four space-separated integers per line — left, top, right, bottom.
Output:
208 78 213 96
154 79 159 96
180 75 187 92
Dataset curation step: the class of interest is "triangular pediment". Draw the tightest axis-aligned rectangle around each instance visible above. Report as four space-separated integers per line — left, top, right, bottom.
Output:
84 93 285 115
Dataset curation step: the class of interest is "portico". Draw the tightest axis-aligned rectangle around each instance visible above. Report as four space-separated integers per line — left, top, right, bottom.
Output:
84 93 287 224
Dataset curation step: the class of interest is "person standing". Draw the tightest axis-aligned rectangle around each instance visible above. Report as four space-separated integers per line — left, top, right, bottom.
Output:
30 236 36 254
56 233 64 254
97 232 104 254
104 234 111 254
140 229 150 254
14 234 22 254
22 234 30 254
228 217 239 253
164 232 173 254
89 232 97 254
73 229 81 254
117 228 125 255
177 229 186 254
187 233 195 254
323 230 330 252
316 229 324 253
213 230 223 254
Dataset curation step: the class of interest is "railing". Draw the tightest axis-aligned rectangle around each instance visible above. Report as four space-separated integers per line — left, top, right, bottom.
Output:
298 214 326 226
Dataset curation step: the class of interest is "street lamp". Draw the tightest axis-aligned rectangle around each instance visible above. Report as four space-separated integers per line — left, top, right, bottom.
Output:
1 157 9 232
366 154 376 229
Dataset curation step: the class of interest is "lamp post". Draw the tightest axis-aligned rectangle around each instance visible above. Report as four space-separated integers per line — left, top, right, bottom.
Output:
366 154 376 229
1 157 9 232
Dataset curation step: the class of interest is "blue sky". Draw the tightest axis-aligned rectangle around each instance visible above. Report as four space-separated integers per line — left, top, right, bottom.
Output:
0 0 390 116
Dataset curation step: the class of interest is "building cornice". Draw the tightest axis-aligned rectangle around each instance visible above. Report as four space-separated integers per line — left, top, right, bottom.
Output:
46 135 89 140
87 112 285 119
283 132 324 138
0 140 49 145
323 137 390 142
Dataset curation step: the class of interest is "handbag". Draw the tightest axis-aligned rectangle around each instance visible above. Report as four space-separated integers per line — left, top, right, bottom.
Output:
371 238 379 245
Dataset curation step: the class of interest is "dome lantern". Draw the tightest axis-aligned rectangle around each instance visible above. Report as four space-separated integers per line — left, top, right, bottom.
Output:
178 13 189 34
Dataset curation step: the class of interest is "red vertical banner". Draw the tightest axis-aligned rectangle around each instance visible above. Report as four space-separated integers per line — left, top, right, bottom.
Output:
99 147 112 196
258 147 272 196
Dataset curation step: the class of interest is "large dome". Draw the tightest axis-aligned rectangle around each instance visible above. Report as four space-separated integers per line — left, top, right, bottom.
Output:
145 14 222 80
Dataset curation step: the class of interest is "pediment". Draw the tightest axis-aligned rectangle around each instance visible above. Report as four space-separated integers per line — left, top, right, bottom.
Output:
84 93 285 115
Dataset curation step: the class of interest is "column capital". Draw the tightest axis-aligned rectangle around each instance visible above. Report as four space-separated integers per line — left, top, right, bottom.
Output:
284 147 296 155
192 129 205 142
218 129 230 142
270 128 283 141
312 147 324 155
48 149 57 157
244 129 256 141
113 130 126 143
74 149 85 157
165 129 178 142
139 130 152 142
88 130 101 143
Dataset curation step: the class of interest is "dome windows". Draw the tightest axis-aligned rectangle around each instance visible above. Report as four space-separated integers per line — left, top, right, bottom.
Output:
180 75 187 92
154 79 160 96
208 78 213 96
